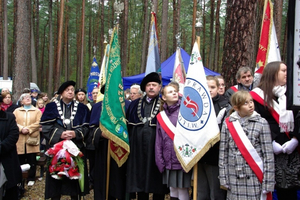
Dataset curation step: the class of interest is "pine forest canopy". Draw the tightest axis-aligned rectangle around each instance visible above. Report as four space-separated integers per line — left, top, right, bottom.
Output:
0 0 290 100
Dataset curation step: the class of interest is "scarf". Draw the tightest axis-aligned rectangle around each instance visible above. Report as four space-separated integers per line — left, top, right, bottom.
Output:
272 85 294 132
0 102 12 111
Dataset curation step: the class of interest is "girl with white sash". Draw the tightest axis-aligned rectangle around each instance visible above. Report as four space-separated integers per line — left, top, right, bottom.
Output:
219 91 275 200
250 61 300 200
155 85 192 200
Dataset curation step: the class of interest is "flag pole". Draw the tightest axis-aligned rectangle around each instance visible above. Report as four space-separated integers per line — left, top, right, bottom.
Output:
192 36 201 200
106 140 111 200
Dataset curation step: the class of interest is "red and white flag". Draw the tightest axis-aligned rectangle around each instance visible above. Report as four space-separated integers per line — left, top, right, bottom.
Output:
254 0 281 86
174 42 220 172
172 47 186 96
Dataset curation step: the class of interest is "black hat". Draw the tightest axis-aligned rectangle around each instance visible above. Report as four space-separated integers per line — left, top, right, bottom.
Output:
57 81 76 94
140 72 161 92
75 88 87 95
100 84 105 94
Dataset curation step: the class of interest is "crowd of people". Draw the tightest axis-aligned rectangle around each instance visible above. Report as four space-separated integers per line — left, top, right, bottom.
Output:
0 61 299 200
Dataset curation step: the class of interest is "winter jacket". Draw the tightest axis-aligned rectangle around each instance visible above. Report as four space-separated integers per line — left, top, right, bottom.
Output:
0 111 22 189
199 94 231 165
13 105 42 154
219 111 275 200
155 99 182 173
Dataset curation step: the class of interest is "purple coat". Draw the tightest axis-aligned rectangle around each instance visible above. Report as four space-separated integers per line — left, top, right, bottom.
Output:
155 99 182 173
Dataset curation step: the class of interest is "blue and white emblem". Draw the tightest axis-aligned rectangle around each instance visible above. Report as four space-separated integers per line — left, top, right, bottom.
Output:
178 78 212 131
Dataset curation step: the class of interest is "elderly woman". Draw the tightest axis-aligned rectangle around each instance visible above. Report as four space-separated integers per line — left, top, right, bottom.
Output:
0 92 19 113
13 93 42 187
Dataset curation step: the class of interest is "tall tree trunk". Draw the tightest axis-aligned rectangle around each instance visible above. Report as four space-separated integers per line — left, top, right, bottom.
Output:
221 0 257 88
35 0 39 69
3 0 8 79
160 0 168 63
202 1 206 65
13 0 31 100
153 0 158 14
0 0 3 76
10 0 17 74
48 0 54 96
54 0 64 90
40 21 47 91
64 0 69 81
208 0 215 69
31 16 37 84
191 0 197 51
141 0 149 73
100 0 104 62
172 0 181 52
214 0 221 72
274 0 283 49
79 0 85 88
121 0 128 76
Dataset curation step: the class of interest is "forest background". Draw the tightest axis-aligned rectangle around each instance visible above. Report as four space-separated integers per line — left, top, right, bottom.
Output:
0 0 290 101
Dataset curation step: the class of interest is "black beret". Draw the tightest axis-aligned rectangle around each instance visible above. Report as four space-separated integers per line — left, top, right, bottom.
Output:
140 72 161 92
57 81 76 94
100 84 105 94
75 88 87 95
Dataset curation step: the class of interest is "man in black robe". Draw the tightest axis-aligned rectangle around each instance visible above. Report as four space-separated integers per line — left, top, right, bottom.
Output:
126 72 168 200
89 85 130 200
40 81 90 200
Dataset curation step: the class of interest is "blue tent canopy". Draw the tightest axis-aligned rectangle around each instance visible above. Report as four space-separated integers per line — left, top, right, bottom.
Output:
123 48 219 90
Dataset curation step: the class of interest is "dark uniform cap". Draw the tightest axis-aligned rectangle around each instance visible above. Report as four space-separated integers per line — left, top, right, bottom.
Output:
57 81 76 94
140 72 161 92
75 88 87 95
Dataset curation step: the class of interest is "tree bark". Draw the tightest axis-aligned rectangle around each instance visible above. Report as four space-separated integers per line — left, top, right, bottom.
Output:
64 0 69 81
191 0 197 52
208 0 214 69
0 0 3 76
274 0 283 49
54 0 64 90
141 0 149 73
31 15 37 84
3 0 8 79
214 0 221 72
48 0 54 96
79 0 85 88
13 0 31 100
100 0 104 62
160 0 168 63
121 0 128 76
221 0 257 88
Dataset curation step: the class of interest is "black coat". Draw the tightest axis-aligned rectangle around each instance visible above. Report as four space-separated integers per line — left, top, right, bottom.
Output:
0 111 22 189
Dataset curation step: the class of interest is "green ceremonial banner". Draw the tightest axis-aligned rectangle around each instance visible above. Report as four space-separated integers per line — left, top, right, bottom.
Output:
100 26 130 167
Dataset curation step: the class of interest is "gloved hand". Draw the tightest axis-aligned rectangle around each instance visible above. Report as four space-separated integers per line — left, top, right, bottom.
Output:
282 138 298 154
272 140 283 155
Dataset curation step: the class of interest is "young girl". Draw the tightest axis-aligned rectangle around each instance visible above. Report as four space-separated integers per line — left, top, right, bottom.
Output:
155 84 191 200
197 76 230 200
219 91 275 200
36 98 45 114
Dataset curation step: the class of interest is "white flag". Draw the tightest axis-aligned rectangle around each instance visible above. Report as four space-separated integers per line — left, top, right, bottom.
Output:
174 42 220 172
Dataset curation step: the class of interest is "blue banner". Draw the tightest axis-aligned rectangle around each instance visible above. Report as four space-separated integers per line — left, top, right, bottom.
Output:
86 57 100 101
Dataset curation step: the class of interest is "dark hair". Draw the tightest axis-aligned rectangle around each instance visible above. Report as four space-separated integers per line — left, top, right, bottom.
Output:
257 61 284 108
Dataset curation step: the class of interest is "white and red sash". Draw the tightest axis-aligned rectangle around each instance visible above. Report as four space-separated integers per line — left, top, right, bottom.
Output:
230 85 238 92
250 88 290 138
157 111 176 140
226 117 272 200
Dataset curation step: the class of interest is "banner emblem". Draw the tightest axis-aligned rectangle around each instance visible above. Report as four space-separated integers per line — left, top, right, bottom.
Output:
178 77 212 131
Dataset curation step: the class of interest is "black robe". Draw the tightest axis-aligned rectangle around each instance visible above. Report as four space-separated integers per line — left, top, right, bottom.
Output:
126 96 168 194
90 101 128 200
0 111 22 189
40 100 90 198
